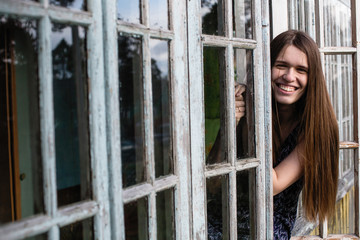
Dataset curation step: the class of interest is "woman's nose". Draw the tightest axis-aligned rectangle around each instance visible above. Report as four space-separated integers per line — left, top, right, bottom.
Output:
282 68 296 82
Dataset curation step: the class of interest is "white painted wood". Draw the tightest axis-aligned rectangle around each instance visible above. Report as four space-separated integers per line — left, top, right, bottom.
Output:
38 15 58 218
187 0 207 238
254 0 266 238
170 1 192 239
261 0 273 238
101 0 124 238
0 201 99 240
202 35 257 48
87 0 111 239
117 23 174 40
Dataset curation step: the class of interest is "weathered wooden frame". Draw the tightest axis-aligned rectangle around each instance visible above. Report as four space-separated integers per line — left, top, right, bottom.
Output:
103 0 191 239
188 0 271 239
0 0 111 239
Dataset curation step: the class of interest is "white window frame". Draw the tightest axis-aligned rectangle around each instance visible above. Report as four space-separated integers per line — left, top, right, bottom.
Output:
187 0 272 239
0 0 110 239
103 0 191 239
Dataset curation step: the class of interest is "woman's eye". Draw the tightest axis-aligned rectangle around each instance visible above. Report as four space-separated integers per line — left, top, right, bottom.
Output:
276 64 286 68
297 68 308 73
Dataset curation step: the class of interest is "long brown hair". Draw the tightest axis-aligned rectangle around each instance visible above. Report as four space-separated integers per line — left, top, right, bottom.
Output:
271 30 339 222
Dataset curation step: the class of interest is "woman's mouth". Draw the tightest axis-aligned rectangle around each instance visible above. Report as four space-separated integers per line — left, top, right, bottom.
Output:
277 84 297 92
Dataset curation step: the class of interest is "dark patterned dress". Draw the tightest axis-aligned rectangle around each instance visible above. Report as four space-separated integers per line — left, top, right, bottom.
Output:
273 125 303 240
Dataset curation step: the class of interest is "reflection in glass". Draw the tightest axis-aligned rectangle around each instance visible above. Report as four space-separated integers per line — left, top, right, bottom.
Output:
0 16 44 223
124 198 149 240
234 49 255 159
150 39 172 178
51 23 91 207
323 0 352 47
237 170 255 239
60 218 94 239
117 0 141 24
149 0 168 29
118 33 145 188
207 175 229 239
328 186 355 234
324 54 353 142
50 0 86 11
201 0 225 36
204 47 226 164
24 234 46 240
233 0 252 39
156 189 175 240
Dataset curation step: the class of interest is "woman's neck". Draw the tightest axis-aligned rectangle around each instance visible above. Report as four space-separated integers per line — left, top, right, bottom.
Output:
277 103 300 141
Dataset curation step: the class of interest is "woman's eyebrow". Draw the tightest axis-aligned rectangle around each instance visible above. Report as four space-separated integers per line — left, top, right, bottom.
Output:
275 60 308 69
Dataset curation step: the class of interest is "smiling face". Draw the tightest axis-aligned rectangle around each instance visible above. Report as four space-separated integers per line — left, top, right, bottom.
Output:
271 45 308 106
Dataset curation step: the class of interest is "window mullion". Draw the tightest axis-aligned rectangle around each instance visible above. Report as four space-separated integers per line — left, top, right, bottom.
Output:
102 0 124 238
87 0 111 239
187 0 206 238
39 15 57 219
253 0 266 238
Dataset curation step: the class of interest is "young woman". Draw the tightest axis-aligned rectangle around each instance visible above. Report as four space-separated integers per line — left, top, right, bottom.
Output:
235 30 339 239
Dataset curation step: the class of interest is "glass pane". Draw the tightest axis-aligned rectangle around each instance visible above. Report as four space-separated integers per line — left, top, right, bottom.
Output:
51 23 91 207
323 0 352 47
50 0 86 11
117 0 141 24
25 233 47 240
150 39 172 178
328 186 355 234
207 175 229 239
204 47 226 164
233 0 252 39
324 54 353 142
0 16 44 224
124 197 149 240
234 49 255 159
237 169 255 239
118 33 145 188
201 0 225 36
149 0 168 29
156 189 175 240
60 218 94 240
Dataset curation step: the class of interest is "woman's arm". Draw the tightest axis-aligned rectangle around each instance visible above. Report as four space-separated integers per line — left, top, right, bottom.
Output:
272 142 304 195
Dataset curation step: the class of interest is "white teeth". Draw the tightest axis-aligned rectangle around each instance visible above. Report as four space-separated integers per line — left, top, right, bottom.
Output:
279 84 296 92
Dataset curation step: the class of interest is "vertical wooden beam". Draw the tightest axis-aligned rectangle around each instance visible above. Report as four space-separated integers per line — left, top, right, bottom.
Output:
187 0 207 238
171 0 192 239
87 0 111 239
101 0 125 238
261 0 272 239
254 0 266 238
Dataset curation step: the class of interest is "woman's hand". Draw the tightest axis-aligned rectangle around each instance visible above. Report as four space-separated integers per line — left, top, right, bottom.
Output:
235 84 246 125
